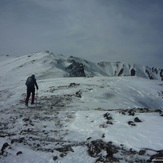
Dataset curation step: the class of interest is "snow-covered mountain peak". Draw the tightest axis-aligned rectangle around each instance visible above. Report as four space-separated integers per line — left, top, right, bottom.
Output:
0 51 162 81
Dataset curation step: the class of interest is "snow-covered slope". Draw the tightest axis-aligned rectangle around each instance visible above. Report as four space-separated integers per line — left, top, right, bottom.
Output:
0 52 163 162
0 52 162 80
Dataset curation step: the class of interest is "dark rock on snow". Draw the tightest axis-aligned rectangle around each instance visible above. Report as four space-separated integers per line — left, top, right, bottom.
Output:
134 117 142 123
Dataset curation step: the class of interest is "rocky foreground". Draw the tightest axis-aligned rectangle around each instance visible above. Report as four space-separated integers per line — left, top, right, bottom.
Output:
0 90 163 162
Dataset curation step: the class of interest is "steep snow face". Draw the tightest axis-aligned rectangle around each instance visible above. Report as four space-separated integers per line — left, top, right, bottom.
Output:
0 52 162 80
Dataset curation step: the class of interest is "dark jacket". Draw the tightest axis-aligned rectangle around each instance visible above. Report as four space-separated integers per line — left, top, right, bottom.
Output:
25 76 38 90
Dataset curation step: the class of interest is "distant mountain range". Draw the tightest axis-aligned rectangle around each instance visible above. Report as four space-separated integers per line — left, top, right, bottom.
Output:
66 55 163 80
1 51 163 80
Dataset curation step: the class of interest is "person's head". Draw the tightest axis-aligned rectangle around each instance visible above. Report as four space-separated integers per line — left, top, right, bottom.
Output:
31 74 35 78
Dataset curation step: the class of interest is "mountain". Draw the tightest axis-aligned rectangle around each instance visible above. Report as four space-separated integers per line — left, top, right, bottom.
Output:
0 52 162 81
0 52 163 163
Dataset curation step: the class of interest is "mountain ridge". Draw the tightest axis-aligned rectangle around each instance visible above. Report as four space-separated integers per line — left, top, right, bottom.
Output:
0 51 162 80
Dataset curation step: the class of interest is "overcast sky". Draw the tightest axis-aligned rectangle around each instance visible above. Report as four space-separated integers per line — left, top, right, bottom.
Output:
0 0 163 67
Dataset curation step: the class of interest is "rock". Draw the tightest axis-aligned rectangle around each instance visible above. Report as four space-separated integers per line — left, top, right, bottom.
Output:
16 151 23 156
95 156 104 163
102 134 105 138
87 139 106 157
96 141 119 162
69 83 80 87
66 60 86 77
1 142 9 154
106 145 114 158
87 139 119 160
60 153 66 158
134 117 142 123
106 121 113 125
76 91 82 98
99 124 108 128
131 69 136 76
121 111 126 115
118 68 124 76
129 148 137 154
22 118 30 122
87 137 92 140
128 109 135 116
11 137 25 144
128 121 136 126
103 113 112 120
53 156 58 161
56 146 74 153
138 149 146 155
149 151 163 162
156 109 162 113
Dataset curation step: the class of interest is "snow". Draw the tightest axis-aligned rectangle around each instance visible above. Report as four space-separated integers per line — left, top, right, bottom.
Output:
0 52 163 162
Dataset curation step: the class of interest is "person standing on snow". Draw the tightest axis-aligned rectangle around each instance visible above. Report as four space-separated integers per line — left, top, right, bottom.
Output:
25 74 39 106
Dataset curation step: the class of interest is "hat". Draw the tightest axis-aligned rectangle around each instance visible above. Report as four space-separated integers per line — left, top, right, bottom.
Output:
31 74 35 78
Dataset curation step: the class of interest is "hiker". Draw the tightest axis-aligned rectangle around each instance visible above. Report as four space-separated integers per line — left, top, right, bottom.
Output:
25 74 39 106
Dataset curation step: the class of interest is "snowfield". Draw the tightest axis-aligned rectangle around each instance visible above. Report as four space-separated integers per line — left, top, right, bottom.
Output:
0 52 163 162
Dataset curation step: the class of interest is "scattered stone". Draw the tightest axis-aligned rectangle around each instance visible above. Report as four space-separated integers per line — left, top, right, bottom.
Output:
60 153 65 158
121 111 126 115
102 134 105 138
103 113 113 120
134 117 142 123
139 149 146 155
37 144 40 147
53 156 58 161
156 109 162 114
129 148 137 154
148 150 163 162
69 83 80 87
1 142 9 155
106 121 113 125
87 140 119 162
128 121 136 126
128 121 133 125
87 137 92 140
87 139 106 157
76 91 82 98
11 137 25 144
16 151 23 156
99 124 108 128
139 108 145 113
128 109 135 116
22 118 30 122
56 146 74 153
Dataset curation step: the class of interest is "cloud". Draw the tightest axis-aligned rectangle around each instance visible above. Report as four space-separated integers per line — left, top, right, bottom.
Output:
0 0 163 67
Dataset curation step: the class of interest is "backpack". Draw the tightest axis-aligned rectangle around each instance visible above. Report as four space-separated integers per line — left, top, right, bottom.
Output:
26 77 34 88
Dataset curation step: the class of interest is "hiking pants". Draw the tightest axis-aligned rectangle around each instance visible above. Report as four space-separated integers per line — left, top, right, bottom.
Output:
25 87 35 105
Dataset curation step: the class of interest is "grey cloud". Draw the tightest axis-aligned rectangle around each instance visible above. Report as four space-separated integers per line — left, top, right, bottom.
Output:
0 0 163 68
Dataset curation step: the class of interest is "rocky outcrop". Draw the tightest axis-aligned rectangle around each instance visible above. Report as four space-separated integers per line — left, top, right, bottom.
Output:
87 139 120 162
66 59 86 77
130 68 136 76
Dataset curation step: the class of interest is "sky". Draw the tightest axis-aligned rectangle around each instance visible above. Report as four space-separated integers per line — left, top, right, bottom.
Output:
0 0 163 68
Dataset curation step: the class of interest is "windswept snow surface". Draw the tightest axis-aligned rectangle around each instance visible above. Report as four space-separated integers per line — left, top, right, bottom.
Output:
0 53 163 162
